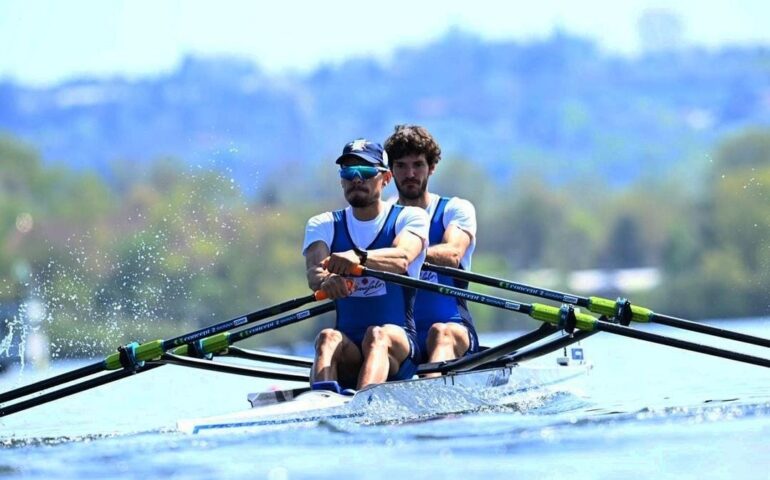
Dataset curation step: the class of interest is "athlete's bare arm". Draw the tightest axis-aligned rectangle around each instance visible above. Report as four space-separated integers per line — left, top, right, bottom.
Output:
305 241 350 299
425 224 472 267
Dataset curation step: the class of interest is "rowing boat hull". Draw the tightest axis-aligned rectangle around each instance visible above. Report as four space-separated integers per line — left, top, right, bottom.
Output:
177 361 591 434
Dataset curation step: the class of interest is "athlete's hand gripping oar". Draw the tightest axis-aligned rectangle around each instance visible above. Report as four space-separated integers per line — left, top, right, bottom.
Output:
0 301 334 417
0 290 329 405
351 266 770 370
423 263 770 349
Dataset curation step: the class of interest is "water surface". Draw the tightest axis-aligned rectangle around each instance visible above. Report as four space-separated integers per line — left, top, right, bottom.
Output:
1 318 769 479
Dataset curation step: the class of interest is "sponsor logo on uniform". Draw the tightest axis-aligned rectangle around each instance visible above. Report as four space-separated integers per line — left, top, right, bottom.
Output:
419 270 439 283
350 276 387 297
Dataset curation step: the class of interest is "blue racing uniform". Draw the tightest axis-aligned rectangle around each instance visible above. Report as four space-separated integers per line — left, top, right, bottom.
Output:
330 204 421 381
414 197 480 362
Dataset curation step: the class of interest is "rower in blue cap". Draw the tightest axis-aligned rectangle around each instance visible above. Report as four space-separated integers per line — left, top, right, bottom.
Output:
302 138 430 391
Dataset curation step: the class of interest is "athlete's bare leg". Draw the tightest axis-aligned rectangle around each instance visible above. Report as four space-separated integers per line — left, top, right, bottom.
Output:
312 328 362 387
423 322 471 377
357 324 411 389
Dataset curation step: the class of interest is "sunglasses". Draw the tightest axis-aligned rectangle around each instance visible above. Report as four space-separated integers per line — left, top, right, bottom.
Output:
339 165 388 181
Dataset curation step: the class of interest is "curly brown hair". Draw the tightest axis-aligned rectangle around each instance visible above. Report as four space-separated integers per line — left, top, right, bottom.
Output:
384 125 442 168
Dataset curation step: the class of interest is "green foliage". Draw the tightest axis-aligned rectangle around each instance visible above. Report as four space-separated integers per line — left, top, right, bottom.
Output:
712 129 770 173
654 129 770 318
1 128 769 360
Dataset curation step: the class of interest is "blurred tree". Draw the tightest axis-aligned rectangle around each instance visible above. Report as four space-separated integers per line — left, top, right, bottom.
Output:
655 129 770 318
3 124 770 361
603 214 646 268
430 155 498 208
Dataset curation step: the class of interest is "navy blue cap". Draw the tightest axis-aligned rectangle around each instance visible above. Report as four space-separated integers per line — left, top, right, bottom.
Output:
335 139 388 168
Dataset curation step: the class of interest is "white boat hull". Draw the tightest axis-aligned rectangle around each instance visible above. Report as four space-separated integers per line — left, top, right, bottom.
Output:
178 361 591 435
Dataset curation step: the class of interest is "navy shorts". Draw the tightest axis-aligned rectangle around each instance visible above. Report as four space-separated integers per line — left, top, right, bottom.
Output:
389 332 420 381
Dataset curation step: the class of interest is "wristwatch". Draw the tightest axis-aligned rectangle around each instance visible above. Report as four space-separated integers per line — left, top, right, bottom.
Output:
353 247 368 266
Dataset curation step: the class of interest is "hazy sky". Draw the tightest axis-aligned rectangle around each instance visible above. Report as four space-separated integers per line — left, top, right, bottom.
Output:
1 0 769 86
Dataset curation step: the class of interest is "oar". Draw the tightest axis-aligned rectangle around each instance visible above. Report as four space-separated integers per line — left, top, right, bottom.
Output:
0 291 329 405
351 266 770 369
168 302 335 359
349 265 589 331
423 263 770 348
0 302 333 417
0 365 161 417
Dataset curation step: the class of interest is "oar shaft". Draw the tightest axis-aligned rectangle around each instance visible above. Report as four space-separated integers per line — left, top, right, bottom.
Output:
170 302 335 358
651 313 770 348
424 263 589 307
0 365 161 417
352 266 598 332
101 294 326 371
597 322 770 369
161 292 321 351
0 361 105 404
0 293 325 406
0 304 331 418
425 263 770 349
0 298 331 414
353 266 532 314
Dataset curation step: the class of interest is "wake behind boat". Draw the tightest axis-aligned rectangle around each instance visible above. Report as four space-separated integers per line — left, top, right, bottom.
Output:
178 353 592 435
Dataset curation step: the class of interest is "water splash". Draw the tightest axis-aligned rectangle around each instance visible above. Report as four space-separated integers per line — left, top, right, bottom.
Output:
0 167 267 373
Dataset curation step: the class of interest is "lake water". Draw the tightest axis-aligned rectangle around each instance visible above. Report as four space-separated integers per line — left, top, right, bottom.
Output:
1 318 770 479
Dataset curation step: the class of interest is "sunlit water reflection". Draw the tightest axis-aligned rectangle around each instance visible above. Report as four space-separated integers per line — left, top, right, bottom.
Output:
1 319 769 479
